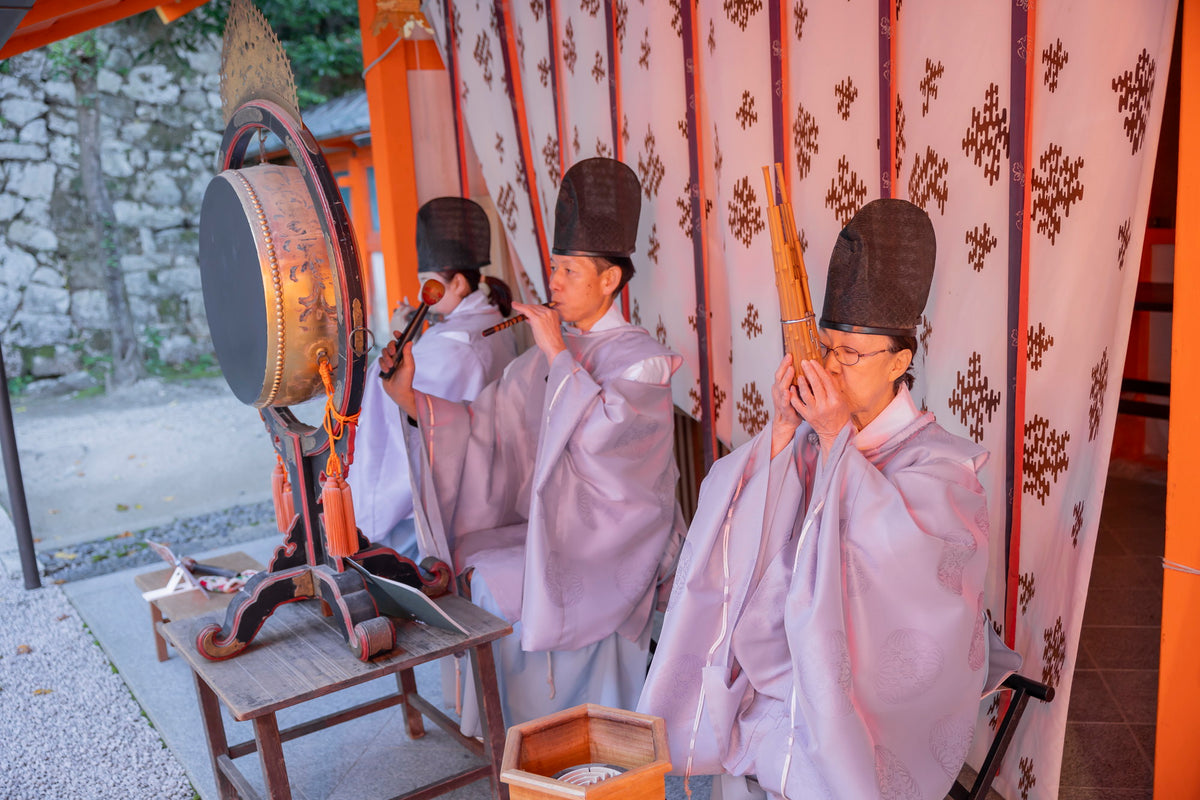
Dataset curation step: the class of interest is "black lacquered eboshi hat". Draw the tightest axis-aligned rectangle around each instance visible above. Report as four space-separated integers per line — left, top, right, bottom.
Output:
820 198 936 337
416 197 491 272
551 157 641 259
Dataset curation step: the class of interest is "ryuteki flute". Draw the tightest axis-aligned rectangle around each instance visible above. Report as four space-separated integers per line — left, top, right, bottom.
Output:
481 302 557 337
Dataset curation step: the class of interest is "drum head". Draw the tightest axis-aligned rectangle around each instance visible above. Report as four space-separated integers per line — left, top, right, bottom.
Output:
199 176 268 406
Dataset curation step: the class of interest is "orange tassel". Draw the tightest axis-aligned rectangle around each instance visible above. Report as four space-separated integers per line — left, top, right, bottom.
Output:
271 457 295 534
315 355 361 561
321 472 360 559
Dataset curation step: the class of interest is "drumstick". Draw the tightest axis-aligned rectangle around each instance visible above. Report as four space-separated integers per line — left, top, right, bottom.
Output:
379 279 445 379
481 302 557 337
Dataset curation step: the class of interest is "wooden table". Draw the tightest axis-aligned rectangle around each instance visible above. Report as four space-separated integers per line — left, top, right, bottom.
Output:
134 551 265 662
161 594 513 800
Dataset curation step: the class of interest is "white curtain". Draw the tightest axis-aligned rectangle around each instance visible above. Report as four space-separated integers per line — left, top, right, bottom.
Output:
419 1 1177 796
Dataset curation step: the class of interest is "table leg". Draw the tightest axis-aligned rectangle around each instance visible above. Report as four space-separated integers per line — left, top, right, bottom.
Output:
194 672 237 800
150 602 169 662
396 667 427 739
470 642 510 800
253 712 292 800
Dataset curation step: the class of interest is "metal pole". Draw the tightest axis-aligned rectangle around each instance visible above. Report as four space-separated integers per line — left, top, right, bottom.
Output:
0 342 40 589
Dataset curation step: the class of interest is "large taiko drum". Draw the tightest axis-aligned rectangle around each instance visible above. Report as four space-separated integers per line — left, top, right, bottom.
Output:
198 163 339 408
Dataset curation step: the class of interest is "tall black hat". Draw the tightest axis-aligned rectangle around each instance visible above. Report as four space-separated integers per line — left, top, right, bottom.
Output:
552 157 641 258
820 198 935 337
416 197 491 272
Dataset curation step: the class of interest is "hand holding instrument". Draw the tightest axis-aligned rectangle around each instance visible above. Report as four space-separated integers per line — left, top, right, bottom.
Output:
380 278 445 379
481 301 558 337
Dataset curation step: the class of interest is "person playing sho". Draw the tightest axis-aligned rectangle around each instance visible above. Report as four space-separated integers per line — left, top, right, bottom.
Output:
639 199 995 800
350 197 518 560
380 157 686 733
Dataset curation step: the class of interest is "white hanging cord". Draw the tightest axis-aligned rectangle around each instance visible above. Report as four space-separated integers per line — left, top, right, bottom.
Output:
362 36 403 79
1163 558 1200 576
546 652 556 699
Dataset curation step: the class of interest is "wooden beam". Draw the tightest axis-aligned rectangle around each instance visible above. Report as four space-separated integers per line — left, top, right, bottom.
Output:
0 0 175 59
155 0 209 25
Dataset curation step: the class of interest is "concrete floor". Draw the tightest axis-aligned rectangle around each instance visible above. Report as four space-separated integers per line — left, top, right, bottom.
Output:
1058 462 1165 800
63 535 497 800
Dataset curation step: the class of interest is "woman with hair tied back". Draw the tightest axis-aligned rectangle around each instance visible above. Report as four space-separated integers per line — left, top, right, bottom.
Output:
349 197 519 561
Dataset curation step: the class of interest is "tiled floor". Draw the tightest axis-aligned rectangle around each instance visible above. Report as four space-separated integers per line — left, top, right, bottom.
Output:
1059 460 1165 800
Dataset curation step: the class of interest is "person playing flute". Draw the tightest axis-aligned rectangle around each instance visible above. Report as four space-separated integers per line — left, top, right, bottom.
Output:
350 197 519 559
379 157 686 735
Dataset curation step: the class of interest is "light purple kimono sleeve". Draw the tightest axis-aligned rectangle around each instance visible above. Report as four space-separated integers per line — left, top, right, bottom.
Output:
347 359 414 543
410 348 543 567
637 429 800 775
519 349 683 652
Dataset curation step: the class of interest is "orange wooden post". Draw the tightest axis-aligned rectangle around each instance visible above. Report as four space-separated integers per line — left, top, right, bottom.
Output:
1156 0 1200 795
357 3 421 315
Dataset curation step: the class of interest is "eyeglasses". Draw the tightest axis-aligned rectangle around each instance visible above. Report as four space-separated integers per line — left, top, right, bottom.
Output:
818 343 891 366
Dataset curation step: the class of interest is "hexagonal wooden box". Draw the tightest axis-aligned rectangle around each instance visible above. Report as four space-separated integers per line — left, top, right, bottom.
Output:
500 703 672 799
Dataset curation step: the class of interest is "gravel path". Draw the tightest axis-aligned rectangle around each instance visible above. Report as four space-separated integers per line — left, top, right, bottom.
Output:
0 499 285 800
0 564 195 799
32 500 276 584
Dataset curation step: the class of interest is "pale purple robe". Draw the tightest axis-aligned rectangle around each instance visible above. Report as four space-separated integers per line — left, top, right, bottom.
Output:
348 291 517 555
639 386 992 800
407 307 685 731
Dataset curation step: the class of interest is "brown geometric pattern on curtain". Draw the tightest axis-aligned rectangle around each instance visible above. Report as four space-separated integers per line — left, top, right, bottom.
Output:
425 1 1179 796
897 8 1019 782
1002 4 1178 797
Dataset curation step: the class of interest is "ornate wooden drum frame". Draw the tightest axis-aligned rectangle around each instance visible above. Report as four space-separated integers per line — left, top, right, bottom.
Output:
194 100 449 662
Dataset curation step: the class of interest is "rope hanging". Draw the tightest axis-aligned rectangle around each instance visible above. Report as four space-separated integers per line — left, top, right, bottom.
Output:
271 453 295 534
317 355 361 560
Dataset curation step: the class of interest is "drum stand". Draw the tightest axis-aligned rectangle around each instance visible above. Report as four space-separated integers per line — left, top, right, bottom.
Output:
194 406 452 662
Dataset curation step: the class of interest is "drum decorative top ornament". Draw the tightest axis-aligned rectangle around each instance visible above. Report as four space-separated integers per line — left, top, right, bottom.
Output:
218 0 300 126
193 0 451 664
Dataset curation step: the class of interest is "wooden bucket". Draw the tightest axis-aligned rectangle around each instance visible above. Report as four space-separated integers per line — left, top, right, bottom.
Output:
500 704 671 799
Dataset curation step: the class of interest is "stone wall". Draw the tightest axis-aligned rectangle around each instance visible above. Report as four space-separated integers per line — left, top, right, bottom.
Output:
0 22 224 397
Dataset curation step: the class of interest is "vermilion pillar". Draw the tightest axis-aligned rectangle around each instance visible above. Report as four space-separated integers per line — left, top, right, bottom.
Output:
1156 0 1200 795
357 2 422 314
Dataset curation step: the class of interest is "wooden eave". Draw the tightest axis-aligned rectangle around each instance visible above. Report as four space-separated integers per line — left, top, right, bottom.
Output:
0 0 211 60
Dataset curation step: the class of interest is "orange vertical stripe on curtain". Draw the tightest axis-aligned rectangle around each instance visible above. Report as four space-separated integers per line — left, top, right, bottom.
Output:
887 0 898 197
496 0 552 296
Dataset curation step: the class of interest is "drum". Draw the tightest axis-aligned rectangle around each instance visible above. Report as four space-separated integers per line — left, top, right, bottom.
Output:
198 163 339 408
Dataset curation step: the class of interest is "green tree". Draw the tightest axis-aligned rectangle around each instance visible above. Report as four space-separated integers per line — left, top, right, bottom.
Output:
258 0 364 107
